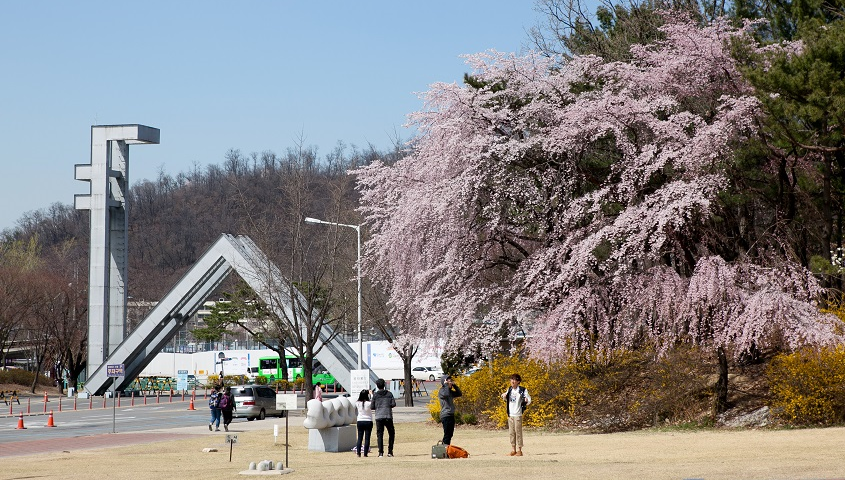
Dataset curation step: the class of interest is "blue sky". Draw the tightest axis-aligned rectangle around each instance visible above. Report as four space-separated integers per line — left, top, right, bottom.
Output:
0 2 561 232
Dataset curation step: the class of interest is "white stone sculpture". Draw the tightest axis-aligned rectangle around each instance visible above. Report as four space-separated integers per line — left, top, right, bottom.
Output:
303 396 356 429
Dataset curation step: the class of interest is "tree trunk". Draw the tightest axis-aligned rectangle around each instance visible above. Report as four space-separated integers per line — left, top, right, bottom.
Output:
712 346 729 416
303 352 314 401
403 355 414 407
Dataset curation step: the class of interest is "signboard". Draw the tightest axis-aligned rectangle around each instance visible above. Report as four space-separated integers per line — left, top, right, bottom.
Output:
350 369 371 396
226 434 238 444
106 364 125 378
176 370 188 391
276 393 298 411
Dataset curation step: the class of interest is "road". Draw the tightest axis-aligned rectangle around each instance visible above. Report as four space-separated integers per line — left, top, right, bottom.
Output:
0 380 439 447
0 399 213 443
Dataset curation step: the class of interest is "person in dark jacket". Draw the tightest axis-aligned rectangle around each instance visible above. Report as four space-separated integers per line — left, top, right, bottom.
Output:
438 375 462 445
221 386 237 432
370 378 396 457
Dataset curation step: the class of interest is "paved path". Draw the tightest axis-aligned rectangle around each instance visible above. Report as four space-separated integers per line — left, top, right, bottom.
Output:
0 404 430 458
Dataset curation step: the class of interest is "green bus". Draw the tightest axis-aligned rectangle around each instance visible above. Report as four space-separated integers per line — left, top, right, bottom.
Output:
257 355 336 385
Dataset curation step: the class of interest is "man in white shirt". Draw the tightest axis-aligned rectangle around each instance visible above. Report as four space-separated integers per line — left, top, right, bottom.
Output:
501 373 531 456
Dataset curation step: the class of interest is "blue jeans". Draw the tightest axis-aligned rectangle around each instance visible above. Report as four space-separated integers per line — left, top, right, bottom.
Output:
209 408 221 428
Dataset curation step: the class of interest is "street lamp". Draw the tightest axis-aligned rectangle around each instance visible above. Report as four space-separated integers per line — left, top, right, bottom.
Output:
304 216 363 369
218 351 226 379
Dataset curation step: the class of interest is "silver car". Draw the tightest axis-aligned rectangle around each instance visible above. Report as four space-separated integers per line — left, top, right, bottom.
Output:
230 384 284 421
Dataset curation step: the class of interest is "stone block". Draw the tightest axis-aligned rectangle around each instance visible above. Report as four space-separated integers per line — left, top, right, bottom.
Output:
307 425 356 452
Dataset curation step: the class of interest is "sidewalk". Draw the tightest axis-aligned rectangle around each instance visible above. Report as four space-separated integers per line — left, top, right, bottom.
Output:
0 404 430 458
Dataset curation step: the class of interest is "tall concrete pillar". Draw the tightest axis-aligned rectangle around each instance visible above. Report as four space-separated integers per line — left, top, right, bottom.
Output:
74 125 159 379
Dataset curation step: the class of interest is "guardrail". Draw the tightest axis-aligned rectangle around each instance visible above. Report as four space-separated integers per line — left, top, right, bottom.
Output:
0 388 208 418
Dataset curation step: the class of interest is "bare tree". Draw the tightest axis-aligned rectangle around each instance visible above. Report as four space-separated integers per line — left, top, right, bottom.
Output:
221 142 358 400
0 238 42 372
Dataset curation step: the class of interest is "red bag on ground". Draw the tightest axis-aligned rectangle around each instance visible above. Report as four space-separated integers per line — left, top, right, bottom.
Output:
446 444 469 459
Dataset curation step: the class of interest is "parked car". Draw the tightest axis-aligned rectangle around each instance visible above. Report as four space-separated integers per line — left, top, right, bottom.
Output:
230 384 285 421
412 366 444 382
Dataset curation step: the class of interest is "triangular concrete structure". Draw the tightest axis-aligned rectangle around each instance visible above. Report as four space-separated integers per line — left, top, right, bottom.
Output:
83 233 377 395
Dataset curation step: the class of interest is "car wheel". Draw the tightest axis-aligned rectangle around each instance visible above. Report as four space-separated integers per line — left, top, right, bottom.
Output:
258 409 266 420
247 417 255 421
429 374 435 381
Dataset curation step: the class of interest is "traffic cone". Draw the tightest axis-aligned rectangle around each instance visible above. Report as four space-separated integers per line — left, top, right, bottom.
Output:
15 413 26 429
46 410 56 427
188 397 196 410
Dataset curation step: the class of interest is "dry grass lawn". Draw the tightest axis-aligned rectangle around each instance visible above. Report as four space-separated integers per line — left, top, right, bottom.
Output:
4 419 845 479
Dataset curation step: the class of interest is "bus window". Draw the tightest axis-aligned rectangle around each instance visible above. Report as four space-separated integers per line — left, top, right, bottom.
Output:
287 357 302 369
259 358 278 370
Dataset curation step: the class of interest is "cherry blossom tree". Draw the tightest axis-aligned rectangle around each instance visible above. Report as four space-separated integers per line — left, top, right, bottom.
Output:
355 15 843 413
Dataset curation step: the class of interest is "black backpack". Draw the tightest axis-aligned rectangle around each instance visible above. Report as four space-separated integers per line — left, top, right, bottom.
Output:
506 386 528 414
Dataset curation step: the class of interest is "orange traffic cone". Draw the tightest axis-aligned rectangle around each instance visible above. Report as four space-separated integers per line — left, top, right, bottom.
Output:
188 397 196 411
15 413 26 429
46 410 56 427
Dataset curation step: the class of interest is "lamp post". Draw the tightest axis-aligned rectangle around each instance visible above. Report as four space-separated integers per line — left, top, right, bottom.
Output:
218 351 226 380
304 216 363 369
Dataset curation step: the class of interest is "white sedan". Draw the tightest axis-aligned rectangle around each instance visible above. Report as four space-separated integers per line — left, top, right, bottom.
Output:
412 366 444 381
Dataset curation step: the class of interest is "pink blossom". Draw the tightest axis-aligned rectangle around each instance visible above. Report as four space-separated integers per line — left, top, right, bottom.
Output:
354 16 843 360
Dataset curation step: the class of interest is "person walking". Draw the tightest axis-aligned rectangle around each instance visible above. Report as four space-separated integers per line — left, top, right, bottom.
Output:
355 389 374 457
221 386 236 432
314 382 323 402
371 378 396 457
502 373 531 456
208 385 222 431
438 375 462 445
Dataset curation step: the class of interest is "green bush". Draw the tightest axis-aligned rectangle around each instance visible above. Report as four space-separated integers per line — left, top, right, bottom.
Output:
0 369 52 388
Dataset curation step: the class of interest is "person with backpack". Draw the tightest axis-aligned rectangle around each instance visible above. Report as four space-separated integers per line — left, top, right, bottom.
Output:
371 378 396 457
208 385 222 431
220 386 236 431
501 373 531 456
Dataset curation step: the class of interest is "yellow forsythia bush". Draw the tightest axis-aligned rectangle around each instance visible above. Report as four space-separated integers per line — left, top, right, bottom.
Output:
768 346 845 425
427 353 592 428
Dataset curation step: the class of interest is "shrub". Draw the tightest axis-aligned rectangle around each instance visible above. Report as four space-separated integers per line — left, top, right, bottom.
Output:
273 379 293 391
0 369 51 387
579 347 713 431
768 346 845 425
428 353 586 429
433 347 715 431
